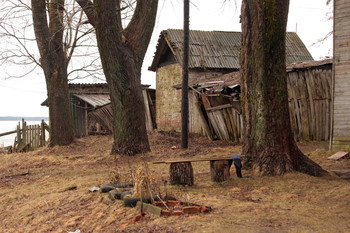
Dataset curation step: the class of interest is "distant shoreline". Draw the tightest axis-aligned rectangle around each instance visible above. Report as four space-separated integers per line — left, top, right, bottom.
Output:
0 117 49 121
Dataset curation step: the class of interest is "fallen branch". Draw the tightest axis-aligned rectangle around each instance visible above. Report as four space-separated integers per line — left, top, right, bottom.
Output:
3 170 30 179
156 194 170 211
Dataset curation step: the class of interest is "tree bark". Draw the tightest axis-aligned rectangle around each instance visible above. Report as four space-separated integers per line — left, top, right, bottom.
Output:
210 160 232 182
78 0 158 155
169 162 194 186
240 0 327 176
31 0 74 146
181 0 190 149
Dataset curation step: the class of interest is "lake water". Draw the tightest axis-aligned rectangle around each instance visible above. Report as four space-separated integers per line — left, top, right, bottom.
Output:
0 120 47 147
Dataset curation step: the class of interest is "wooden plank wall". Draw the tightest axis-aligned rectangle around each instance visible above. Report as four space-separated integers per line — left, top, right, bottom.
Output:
199 66 332 143
189 91 209 134
206 104 242 142
331 0 350 150
88 104 113 132
88 90 155 133
71 96 88 138
142 89 154 133
287 67 332 141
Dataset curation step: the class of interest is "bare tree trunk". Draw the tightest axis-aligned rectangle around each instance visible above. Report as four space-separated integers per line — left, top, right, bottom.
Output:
78 0 158 155
32 0 74 146
240 0 327 176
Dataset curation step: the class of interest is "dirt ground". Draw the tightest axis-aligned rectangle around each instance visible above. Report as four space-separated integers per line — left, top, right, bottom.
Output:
0 132 349 233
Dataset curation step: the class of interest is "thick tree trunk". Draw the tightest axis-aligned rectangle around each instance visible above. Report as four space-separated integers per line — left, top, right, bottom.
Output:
240 0 327 176
106 46 150 155
32 0 74 146
46 69 73 146
90 0 157 155
169 162 194 186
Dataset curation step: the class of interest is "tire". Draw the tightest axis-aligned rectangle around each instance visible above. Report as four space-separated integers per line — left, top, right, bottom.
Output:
121 191 133 200
108 189 119 200
123 196 153 207
100 182 134 193
123 196 140 207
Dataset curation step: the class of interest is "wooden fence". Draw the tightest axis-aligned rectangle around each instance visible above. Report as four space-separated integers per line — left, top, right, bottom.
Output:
0 119 50 153
198 64 332 143
287 67 332 141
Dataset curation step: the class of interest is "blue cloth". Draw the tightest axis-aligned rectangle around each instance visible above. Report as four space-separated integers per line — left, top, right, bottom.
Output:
229 154 241 160
229 154 242 177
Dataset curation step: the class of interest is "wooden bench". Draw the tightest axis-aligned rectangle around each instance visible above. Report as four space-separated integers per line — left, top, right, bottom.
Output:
153 157 235 186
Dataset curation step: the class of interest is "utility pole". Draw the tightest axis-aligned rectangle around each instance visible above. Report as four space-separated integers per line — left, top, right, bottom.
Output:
181 0 190 149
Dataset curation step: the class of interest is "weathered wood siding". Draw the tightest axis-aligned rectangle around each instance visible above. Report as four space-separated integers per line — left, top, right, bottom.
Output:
331 0 350 150
202 64 332 143
88 89 155 133
206 104 243 142
200 67 332 143
287 67 332 141
71 96 88 138
156 63 332 142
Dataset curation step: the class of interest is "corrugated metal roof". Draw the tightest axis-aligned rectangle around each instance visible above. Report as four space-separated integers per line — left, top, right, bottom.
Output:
285 32 315 63
68 83 151 88
73 94 110 108
174 71 240 90
149 29 314 71
286 58 332 71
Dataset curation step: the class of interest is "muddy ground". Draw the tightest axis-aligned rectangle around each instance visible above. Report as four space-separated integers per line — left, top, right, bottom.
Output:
0 132 349 233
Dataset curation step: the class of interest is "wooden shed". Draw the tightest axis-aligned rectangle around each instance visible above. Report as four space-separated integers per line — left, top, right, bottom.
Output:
181 59 333 143
331 0 350 151
149 29 314 135
42 83 156 138
287 59 333 141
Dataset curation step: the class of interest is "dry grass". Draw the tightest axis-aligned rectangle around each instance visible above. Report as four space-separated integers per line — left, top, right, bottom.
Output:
0 132 349 233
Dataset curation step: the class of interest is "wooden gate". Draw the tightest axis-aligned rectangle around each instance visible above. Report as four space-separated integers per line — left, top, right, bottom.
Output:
0 119 50 153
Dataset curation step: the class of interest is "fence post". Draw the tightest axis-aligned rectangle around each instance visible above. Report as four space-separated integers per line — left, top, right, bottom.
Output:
16 123 21 151
35 125 39 148
41 120 46 147
22 119 27 146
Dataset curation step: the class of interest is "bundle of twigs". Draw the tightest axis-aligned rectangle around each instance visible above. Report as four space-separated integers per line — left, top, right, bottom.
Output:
132 162 159 201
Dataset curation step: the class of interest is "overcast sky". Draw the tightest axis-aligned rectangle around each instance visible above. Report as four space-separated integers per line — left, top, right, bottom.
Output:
0 0 333 117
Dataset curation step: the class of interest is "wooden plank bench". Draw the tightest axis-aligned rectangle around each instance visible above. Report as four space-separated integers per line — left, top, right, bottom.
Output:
153 157 236 185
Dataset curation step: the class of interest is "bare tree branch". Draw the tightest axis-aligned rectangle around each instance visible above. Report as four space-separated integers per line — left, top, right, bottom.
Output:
124 0 158 59
0 0 103 80
0 24 41 67
75 0 96 26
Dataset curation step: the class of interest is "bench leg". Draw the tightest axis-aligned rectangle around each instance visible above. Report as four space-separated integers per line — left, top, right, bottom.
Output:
210 160 231 182
169 162 194 186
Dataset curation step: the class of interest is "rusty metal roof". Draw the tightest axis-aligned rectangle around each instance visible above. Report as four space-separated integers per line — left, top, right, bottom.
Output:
73 94 110 108
149 29 314 71
286 58 333 71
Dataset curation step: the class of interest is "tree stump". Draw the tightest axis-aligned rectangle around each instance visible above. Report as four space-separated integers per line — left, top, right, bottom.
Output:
210 160 232 182
169 162 194 186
